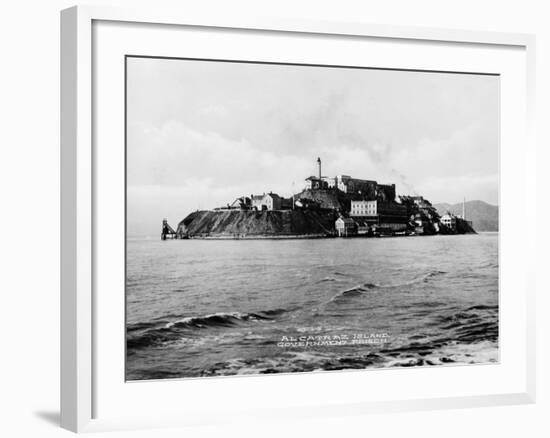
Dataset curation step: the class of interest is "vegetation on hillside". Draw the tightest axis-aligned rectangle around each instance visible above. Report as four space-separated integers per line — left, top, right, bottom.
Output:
176 209 339 238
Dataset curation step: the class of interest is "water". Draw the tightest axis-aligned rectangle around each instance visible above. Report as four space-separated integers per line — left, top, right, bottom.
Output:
126 233 498 380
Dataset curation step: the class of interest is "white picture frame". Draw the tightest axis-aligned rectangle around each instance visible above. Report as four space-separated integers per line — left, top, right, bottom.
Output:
60 5 537 433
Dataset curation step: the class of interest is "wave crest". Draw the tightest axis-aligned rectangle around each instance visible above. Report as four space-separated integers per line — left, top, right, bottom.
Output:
127 308 287 350
166 311 273 329
330 270 447 302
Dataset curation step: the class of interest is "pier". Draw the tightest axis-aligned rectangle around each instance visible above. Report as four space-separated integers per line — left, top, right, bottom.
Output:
161 219 177 240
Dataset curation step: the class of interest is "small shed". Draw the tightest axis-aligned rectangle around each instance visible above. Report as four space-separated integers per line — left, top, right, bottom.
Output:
335 217 357 237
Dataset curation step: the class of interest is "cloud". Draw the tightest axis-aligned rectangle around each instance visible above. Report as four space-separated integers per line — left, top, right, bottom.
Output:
128 119 311 193
418 174 499 205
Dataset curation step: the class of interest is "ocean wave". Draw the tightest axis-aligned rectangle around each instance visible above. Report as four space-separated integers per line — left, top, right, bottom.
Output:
126 327 181 350
337 283 378 297
127 308 288 350
200 351 386 376
126 321 158 332
430 305 499 344
332 271 348 277
129 302 498 376
198 336 498 377
165 311 275 329
465 304 498 311
330 270 447 302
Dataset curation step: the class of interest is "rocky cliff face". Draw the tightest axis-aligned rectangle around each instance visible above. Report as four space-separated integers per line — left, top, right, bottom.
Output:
294 188 351 211
176 209 339 238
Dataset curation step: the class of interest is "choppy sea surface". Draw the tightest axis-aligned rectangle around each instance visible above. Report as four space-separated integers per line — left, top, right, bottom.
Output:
126 233 498 380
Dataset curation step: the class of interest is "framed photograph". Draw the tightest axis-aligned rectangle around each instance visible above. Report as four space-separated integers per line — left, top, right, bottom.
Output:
61 5 536 432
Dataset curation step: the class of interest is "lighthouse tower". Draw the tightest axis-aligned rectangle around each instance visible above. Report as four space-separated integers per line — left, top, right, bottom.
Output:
317 157 322 179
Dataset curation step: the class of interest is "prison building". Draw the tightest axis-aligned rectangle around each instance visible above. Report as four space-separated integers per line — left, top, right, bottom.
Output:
349 200 408 231
375 183 397 202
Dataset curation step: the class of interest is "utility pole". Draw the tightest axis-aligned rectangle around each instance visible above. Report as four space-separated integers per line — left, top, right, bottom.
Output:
462 197 466 219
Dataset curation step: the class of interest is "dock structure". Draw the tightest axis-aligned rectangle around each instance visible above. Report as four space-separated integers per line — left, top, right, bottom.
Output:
161 218 177 240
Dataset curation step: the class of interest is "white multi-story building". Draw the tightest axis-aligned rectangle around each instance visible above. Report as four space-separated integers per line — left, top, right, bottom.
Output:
350 200 378 216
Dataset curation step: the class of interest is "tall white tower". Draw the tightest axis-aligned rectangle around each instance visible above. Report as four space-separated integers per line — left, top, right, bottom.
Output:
462 197 466 219
317 157 322 179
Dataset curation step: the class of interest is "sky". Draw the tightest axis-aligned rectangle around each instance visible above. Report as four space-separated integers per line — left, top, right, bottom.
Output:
126 57 499 237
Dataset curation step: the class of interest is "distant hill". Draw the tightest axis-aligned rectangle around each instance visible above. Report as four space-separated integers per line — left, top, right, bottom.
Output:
434 200 499 232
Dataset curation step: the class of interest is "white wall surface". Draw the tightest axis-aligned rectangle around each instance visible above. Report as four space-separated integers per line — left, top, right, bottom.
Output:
0 0 547 437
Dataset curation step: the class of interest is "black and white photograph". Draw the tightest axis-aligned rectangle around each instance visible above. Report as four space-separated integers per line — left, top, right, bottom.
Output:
4 0 548 435
125 56 499 381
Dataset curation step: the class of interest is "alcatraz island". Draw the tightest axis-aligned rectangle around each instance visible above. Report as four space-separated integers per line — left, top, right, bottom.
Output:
162 157 475 240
